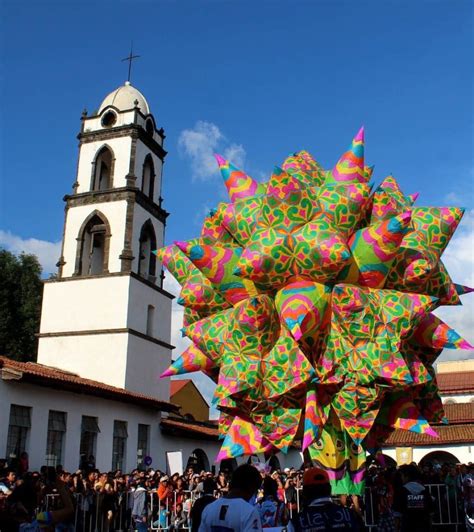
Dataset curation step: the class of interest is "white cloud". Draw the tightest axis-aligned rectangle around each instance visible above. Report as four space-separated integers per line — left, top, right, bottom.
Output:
0 230 61 276
444 191 462 204
434 209 474 362
223 143 246 169
178 121 246 182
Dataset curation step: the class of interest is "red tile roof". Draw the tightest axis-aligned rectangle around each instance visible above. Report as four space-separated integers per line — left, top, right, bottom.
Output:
161 417 219 439
170 379 192 396
383 401 474 447
0 356 177 412
384 424 474 447
437 371 474 395
442 402 474 424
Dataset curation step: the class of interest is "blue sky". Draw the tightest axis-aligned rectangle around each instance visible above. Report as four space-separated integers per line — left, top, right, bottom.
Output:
1 1 473 403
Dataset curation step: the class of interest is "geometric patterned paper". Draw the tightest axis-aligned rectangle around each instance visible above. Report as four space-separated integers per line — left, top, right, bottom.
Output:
158 128 472 480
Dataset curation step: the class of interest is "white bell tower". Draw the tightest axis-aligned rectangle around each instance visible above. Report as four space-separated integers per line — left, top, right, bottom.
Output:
37 82 173 401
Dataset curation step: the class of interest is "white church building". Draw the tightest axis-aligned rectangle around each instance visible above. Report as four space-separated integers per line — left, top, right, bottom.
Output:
0 81 222 474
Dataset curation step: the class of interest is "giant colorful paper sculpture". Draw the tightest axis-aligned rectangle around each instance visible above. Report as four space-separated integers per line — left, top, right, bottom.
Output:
157 127 473 492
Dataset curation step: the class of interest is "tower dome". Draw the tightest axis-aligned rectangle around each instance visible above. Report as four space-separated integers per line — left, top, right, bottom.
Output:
99 81 150 114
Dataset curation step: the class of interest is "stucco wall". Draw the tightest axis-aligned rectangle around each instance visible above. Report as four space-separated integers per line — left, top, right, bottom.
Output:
37 334 129 389
441 394 474 403
125 334 171 400
383 444 474 465
84 110 137 134
127 276 172 341
171 384 209 422
40 276 131 333
0 380 164 473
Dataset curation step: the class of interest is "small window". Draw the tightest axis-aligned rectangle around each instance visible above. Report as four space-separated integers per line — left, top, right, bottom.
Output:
92 147 113 191
6 405 31 460
79 214 108 276
141 155 155 199
138 221 157 279
112 420 128 471
146 305 155 336
101 111 117 128
145 119 154 136
79 416 100 467
137 424 150 470
45 411 67 467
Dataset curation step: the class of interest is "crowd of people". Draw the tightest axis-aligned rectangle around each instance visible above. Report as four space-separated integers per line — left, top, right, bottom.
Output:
1 455 473 531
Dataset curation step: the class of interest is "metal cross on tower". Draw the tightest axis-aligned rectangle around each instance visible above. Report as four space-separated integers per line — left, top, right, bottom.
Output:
121 44 140 83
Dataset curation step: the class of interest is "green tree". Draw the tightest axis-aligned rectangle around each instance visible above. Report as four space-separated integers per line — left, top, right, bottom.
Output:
0 249 43 362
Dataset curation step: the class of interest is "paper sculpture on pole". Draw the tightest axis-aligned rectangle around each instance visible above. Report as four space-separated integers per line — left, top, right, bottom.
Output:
157 127 473 493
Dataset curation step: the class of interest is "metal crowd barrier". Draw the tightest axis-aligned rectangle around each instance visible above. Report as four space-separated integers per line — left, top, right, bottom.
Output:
149 489 198 531
40 482 468 531
285 484 465 530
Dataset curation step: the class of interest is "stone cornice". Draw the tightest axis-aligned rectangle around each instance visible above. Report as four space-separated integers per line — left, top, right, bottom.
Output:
38 327 175 351
44 270 175 300
78 123 167 160
64 187 169 224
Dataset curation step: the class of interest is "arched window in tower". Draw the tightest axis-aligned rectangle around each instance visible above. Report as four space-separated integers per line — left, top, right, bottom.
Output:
141 154 155 200
91 146 114 191
75 212 111 276
138 220 157 280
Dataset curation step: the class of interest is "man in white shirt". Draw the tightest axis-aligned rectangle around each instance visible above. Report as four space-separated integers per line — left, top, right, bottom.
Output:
199 464 263 531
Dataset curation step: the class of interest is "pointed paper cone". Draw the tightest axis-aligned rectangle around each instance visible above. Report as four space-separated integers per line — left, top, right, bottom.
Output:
215 417 273 461
282 151 325 187
399 207 465 285
179 280 229 311
412 313 473 350
455 283 474 296
326 127 365 184
266 166 305 201
184 308 234 363
201 201 235 244
340 211 412 288
408 192 419 204
364 165 374 180
379 395 438 436
302 388 330 451
215 154 259 202
275 281 331 341
160 344 217 378
370 175 413 222
176 241 257 305
426 261 461 306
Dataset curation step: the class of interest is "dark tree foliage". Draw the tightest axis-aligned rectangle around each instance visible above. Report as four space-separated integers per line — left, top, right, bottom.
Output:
0 249 43 362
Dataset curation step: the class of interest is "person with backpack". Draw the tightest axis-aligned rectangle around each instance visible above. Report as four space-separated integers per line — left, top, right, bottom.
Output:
257 477 288 528
294 467 359 531
392 464 433 532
